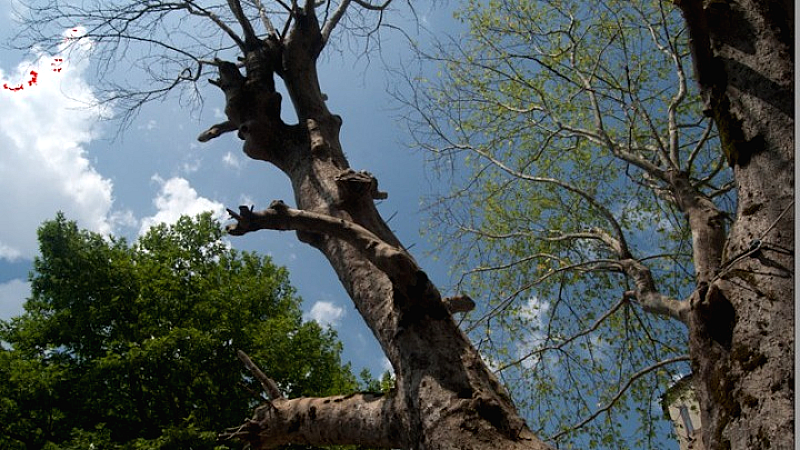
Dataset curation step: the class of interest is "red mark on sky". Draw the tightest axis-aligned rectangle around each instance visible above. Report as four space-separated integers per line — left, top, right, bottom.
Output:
3 57 70 92
3 70 37 92
3 27 81 93
51 58 64 72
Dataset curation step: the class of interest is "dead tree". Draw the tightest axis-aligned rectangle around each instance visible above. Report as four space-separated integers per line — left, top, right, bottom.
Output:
193 2 554 449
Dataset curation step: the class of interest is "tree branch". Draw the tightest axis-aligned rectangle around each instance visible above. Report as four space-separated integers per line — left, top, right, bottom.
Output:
185 1 247 50
226 202 419 284
592 227 689 324
227 0 260 48
251 0 279 37
467 145 632 252
548 355 690 442
499 296 629 371
220 392 400 448
237 350 284 401
465 257 623 330
320 0 351 43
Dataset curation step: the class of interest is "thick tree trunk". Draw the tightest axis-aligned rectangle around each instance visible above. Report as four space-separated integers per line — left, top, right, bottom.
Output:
675 1 794 449
203 5 553 450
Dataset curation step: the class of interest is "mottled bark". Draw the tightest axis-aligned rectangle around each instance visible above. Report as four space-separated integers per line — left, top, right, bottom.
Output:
675 0 794 449
202 4 553 450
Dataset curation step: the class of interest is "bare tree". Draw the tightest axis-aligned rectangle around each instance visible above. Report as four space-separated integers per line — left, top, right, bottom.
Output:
13 1 555 449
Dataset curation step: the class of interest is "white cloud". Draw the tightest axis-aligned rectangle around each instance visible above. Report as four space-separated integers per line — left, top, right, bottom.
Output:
138 119 157 131
0 278 30 321
518 295 549 328
109 209 138 230
305 300 345 328
0 28 115 261
139 175 225 234
222 151 242 169
0 243 22 261
515 296 552 369
181 157 202 174
238 194 255 206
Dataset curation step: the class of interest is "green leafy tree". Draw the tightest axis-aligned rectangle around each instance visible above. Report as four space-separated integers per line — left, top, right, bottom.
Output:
404 0 792 449
0 213 358 449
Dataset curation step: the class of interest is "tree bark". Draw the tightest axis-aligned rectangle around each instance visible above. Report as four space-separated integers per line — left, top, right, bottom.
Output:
675 0 794 449
203 5 554 450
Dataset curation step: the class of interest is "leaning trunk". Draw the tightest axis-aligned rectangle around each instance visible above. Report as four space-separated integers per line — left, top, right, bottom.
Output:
203 6 553 450
676 0 794 449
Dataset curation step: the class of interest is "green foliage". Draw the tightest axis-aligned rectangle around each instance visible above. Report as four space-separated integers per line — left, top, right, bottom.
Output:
407 0 736 448
0 213 358 450
358 368 395 394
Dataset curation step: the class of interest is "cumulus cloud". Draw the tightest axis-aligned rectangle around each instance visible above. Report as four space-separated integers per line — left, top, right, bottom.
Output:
0 28 115 261
139 175 225 234
0 278 30 321
305 300 345 328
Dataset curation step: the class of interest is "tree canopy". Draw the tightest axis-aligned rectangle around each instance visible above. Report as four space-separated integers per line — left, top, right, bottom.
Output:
400 0 752 447
0 213 359 449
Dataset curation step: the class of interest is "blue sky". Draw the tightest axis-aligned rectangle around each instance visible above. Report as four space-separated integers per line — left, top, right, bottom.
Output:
0 2 459 377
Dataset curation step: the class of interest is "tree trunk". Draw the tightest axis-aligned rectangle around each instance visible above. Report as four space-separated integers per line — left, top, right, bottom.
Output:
676 0 794 449
204 5 553 450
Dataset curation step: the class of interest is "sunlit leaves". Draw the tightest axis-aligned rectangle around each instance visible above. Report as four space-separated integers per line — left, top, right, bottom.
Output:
406 0 729 448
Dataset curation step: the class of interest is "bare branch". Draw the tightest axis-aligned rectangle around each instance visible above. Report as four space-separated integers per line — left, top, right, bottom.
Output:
352 0 394 10
227 202 420 284
237 350 285 401
227 0 260 47
548 355 690 442
320 0 351 43
443 294 476 314
251 0 279 37
185 1 247 50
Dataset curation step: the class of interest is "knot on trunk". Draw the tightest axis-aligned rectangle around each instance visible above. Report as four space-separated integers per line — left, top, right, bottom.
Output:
335 169 389 202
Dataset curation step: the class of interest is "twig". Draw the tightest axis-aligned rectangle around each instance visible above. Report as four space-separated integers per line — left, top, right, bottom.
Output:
548 355 690 442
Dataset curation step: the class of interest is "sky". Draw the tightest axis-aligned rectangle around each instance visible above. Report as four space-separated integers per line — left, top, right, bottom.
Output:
0 2 459 377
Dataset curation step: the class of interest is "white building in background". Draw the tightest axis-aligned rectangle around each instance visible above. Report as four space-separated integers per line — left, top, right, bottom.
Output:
661 374 704 450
